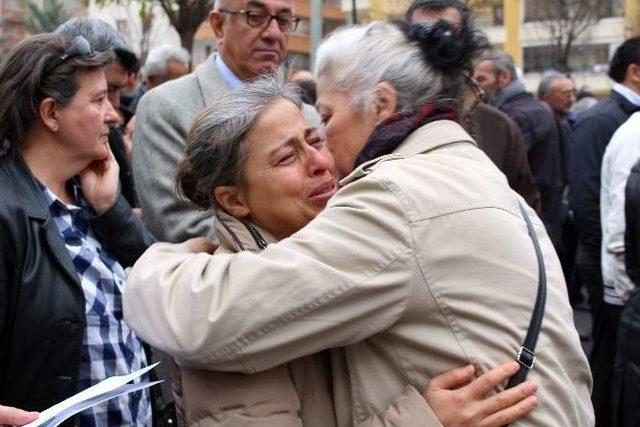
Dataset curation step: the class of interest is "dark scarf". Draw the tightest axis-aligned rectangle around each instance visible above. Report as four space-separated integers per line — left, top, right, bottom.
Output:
354 102 458 168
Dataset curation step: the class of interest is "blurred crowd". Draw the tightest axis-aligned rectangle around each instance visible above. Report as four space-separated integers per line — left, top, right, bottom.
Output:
1 0 640 426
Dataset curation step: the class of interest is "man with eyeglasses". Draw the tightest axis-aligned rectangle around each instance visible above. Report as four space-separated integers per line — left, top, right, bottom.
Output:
133 0 316 244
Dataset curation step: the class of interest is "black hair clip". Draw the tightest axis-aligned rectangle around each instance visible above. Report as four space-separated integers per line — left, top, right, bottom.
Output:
408 19 468 72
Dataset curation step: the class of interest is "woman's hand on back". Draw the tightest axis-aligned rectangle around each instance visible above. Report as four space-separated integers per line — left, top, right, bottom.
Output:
424 362 538 427
80 143 120 215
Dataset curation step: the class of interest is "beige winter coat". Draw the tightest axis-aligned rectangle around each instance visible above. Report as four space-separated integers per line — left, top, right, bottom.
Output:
125 120 594 426
173 213 441 426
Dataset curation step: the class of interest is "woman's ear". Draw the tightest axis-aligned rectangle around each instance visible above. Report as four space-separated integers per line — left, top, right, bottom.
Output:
38 97 59 132
214 186 251 219
373 82 397 123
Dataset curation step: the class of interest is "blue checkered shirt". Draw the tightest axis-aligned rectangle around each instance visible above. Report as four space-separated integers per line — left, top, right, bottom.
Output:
41 181 152 426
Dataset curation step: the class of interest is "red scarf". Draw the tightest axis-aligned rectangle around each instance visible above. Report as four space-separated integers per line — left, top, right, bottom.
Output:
354 102 458 168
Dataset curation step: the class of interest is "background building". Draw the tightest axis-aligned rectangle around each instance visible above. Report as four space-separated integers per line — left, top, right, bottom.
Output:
3 0 639 94
341 0 640 95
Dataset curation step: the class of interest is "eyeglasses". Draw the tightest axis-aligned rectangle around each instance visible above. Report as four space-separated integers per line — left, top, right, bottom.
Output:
44 36 95 74
219 8 300 32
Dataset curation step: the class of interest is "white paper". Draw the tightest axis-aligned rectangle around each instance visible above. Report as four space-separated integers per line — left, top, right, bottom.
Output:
25 363 162 427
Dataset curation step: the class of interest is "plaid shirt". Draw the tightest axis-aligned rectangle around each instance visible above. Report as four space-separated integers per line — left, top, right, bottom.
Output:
41 181 152 426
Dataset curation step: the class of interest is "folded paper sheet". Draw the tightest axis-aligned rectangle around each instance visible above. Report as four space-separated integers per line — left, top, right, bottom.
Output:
25 363 162 427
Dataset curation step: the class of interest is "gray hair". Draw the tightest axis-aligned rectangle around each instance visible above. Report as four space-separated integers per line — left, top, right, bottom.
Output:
176 74 303 210
144 44 190 78
55 17 138 71
478 50 518 83
56 17 131 53
314 22 444 111
538 71 568 99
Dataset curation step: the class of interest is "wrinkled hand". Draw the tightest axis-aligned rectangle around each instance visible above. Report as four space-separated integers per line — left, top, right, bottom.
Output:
0 405 38 426
80 142 120 215
183 237 218 254
424 362 538 427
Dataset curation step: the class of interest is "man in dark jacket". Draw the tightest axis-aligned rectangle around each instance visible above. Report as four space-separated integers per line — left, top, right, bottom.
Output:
474 50 564 248
406 0 540 212
569 36 640 426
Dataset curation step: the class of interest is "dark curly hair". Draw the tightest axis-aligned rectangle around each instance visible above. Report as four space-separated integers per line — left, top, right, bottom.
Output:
608 36 640 83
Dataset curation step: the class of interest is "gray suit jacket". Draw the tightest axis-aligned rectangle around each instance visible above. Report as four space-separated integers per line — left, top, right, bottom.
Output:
132 54 318 242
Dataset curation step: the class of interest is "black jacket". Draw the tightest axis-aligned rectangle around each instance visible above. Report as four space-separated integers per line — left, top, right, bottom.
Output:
109 126 138 208
468 102 541 213
569 91 640 263
625 159 640 288
499 91 565 248
0 152 155 411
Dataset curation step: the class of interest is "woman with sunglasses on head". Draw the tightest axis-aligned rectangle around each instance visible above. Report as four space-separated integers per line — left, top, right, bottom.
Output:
0 34 154 425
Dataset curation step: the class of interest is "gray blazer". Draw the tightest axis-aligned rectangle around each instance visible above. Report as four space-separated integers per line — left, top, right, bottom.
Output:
132 54 319 243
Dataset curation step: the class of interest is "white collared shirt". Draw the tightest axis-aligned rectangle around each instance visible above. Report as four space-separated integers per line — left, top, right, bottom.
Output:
613 82 640 107
215 54 247 91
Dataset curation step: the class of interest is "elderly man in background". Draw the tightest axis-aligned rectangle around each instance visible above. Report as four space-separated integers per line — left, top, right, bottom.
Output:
538 71 576 119
144 44 190 91
538 71 577 303
56 18 140 208
474 50 564 252
405 0 540 212
133 0 316 243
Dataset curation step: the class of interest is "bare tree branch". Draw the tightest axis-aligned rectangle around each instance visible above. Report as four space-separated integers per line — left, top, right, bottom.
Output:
529 0 605 72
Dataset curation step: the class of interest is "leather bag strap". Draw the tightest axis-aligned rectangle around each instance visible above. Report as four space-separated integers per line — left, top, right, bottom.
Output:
506 201 548 388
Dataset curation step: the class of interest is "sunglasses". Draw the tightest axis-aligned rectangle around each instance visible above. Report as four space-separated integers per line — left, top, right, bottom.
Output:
44 36 95 74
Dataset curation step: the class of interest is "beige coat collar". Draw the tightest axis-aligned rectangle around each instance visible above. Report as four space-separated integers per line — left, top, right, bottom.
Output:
341 120 476 186
214 210 277 254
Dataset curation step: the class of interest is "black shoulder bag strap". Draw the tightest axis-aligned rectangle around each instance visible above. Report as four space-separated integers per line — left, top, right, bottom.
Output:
506 201 548 389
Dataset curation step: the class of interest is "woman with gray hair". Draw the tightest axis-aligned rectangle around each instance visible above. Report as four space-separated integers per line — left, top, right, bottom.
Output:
160 76 537 426
125 21 593 426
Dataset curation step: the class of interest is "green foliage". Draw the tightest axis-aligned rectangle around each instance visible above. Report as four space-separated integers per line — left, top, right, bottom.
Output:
23 0 71 34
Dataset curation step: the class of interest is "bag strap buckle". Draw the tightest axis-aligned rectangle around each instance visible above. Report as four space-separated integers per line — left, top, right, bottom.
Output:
516 346 536 370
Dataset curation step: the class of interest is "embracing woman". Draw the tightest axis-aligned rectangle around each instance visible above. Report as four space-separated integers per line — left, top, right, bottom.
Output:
125 21 593 426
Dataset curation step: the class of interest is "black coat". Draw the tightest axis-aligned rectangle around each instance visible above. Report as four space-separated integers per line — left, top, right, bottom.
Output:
109 126 138 208
468 102 541 213
0 152 155 411
625 159 640 287
499 91 565 248
569 91 640 263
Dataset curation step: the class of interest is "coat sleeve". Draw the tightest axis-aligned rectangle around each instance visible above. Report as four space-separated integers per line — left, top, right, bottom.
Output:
502 117 541 213
90 193 156 268
601 139 640 303
132 88 214 243
356 386 443 427
123 176 415 373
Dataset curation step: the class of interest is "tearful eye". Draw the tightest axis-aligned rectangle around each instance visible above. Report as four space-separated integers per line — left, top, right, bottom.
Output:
308 136 324 147
277 152 295 165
